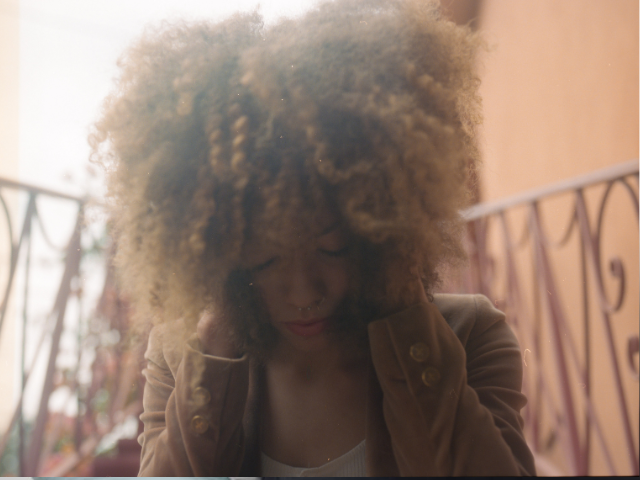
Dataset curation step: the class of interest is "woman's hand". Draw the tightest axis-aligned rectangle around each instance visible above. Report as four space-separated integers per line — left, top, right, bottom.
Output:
376 265 429 318
196 310 239 358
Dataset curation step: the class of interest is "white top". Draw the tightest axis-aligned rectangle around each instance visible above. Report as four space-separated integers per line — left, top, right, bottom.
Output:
260 440 367 477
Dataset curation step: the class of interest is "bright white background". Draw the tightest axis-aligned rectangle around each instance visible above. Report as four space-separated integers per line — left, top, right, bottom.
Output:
16 0 319 432
20 0 321 195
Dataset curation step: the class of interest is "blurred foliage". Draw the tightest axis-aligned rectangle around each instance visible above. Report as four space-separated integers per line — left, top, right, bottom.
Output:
0 419 32 476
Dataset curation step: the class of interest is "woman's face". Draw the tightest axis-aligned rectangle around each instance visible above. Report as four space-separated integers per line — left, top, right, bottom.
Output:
241 209 353 353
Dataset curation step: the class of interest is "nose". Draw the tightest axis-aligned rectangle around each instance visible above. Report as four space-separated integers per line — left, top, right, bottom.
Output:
283 254 325 312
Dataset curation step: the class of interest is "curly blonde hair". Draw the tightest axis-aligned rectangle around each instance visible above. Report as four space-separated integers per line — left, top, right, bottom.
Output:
90 0 483 356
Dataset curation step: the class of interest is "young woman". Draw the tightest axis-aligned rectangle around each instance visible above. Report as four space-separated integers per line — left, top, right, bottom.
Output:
91 0 535 476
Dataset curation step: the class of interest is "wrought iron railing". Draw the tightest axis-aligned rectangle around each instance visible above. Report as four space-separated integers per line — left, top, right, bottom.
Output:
0 160 637 476
451 159 639 476
0 177 142 477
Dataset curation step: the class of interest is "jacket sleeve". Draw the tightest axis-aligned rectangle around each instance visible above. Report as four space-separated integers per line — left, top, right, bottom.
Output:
137 323 250 476
367 295 536 476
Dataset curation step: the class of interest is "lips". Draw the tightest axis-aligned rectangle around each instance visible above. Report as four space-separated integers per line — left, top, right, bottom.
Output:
283 318 328 337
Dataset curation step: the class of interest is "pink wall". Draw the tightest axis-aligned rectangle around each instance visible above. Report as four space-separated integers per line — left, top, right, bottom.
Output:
475 0 638 474
478 0 638 195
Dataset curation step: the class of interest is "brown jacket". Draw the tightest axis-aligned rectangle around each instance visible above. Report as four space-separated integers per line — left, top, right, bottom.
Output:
138 293 536 476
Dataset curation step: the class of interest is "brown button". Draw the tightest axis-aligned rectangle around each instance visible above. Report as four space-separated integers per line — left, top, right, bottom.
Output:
409 343 430 362
193 386 211 405
421 366 441 387
190 415 209 434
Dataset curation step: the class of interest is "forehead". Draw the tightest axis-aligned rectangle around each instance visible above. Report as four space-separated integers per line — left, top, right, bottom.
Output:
243 207 339 254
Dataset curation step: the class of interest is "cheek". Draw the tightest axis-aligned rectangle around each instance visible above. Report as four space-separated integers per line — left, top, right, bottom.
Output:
249 257 355 318
321 261 352 300
252 273 282 313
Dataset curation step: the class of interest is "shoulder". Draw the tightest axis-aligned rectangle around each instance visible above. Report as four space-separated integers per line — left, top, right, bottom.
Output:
434 293 523 390
432 293 513 349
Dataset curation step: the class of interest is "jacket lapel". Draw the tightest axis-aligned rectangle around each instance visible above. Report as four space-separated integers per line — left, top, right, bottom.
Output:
365 354 400 476
239 358 262 475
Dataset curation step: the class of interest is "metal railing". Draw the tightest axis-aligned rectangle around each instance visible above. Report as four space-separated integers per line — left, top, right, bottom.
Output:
452 159 639 476
0 160 637 476
0 177 143 477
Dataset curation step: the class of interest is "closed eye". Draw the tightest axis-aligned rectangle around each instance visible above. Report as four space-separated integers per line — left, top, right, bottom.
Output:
318 246 349 257
250 257 278 273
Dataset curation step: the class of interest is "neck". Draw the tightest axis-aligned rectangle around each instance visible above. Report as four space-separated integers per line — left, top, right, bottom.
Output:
268 335 367 382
